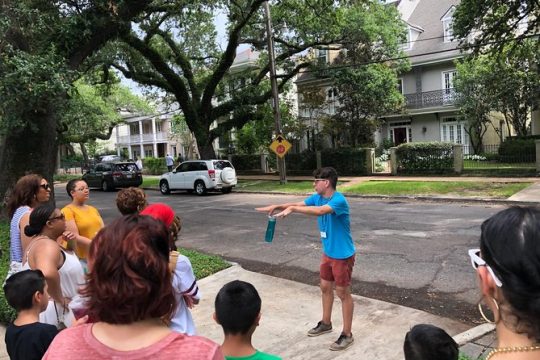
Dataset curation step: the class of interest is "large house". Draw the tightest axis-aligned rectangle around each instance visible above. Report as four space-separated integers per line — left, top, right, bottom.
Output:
295 0 509 153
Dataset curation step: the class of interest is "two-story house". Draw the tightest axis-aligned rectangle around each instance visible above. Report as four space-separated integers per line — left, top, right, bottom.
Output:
379 0 509 151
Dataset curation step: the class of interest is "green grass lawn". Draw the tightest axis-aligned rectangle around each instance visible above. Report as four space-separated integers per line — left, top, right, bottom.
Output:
341 181 531 198
236 180 531 199
142 176 160 187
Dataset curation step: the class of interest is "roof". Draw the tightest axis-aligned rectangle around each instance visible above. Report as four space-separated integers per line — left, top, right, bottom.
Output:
405 0 462 65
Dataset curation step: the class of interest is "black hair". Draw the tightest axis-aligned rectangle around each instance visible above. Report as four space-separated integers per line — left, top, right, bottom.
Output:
65 178 83 199
313 167 338 189
24 204 56 237
480 206 540 341
403 324 458 360
215 280 261 335
3 269 46 311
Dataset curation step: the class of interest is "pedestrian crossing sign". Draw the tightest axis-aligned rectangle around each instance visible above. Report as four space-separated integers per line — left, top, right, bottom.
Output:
269 135 292 158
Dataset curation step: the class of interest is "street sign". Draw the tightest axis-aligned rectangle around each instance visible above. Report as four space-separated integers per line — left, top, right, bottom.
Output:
269 135 292 158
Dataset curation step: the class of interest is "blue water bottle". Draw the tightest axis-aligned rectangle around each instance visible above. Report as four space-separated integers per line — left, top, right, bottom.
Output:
265 216 276 242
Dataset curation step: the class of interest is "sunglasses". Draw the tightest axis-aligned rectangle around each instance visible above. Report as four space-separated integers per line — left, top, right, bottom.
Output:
40 183 51 190
468 248 502 287
48 213 65 222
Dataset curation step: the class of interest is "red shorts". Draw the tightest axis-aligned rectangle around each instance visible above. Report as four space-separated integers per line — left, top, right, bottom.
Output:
319 254 355 287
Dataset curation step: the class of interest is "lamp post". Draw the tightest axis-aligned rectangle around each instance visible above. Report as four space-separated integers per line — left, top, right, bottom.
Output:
263 1 287 184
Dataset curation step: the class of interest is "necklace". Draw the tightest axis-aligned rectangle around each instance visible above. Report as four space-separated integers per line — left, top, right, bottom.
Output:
485 344 540 359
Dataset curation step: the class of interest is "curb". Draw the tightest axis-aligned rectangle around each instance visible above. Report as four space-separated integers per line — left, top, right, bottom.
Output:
453 323 495 346
143 186 539 206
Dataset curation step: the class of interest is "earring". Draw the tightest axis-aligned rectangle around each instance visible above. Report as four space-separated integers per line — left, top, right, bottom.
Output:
478 297 499 324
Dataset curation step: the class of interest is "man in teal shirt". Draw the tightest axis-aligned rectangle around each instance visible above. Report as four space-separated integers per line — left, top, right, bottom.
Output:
256 167 356 351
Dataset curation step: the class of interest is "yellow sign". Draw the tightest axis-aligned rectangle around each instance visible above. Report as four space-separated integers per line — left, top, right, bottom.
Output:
269 135 292 158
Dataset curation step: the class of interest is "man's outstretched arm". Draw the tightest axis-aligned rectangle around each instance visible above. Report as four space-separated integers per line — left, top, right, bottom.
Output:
255 201 306 216
274 204 333 218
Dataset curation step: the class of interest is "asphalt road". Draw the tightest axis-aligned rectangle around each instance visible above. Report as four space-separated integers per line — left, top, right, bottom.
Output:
54 186 505 325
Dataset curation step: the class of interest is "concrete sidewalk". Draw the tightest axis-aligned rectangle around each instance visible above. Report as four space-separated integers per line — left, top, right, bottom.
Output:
192 265 471 359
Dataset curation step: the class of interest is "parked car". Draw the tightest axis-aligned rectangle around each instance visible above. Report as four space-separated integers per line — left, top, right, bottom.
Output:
100 154 122 162
159 160 237 195
83 162 143 191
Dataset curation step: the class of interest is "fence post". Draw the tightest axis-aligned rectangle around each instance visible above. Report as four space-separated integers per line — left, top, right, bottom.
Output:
389 147 397 175
536 140 540 173
260 153 268 173
453 144 463 174
316 150 322 169
364 148 375 175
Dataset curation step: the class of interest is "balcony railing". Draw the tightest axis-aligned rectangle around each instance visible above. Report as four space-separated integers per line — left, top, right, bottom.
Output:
404 89 456 109
117 132 169 144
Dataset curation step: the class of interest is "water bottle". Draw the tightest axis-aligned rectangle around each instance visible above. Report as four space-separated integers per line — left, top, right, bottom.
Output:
265 216 277 242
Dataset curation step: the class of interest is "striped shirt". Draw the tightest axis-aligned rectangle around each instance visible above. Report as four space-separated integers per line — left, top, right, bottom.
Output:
9 206 30 262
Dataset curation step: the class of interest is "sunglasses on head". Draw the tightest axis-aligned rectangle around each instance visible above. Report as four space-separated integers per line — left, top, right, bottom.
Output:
468 248 503 287
40 183 51 190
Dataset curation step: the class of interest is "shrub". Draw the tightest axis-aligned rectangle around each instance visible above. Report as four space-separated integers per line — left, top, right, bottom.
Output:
143 157 168 174
396 142 454 174
321 148 369 175
231 154 261 171
498 138 535 163
0 220 16 323
285 151 317 174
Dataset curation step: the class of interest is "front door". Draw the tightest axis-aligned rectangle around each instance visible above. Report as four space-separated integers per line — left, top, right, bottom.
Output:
394 127 407 146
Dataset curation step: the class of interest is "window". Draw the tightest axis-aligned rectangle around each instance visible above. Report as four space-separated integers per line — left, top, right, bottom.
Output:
441 6 456 43
316 49 328 64
440 116 468 146
397 78 404 94
442 70 457 104
326 88 338 114
400 27 411 51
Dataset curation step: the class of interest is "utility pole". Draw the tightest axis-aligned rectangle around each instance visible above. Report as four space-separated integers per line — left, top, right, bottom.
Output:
263 1 287 184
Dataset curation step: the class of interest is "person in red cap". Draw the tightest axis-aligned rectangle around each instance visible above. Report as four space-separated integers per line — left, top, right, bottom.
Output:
140 204 200 335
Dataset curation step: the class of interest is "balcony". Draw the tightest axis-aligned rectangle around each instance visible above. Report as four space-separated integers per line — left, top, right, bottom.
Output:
404 89 456 109
117 132 169 144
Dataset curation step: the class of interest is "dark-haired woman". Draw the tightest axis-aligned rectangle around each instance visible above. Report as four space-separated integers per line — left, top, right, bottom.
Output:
43 215 223 359
470 206 540 360
22 204 84 329
61 179 103 271
6 174 51 278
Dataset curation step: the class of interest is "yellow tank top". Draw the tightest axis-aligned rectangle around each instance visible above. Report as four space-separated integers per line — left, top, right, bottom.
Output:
61 204 104 260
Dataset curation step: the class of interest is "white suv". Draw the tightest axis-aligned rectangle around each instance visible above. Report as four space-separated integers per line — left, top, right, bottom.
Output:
159 160 237 195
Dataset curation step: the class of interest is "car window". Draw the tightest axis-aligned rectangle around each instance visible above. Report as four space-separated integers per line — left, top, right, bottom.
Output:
102 164 112 171
213 160 233 170
177 163 190 172
115 163 138 172
95 164 103 172
197 162 208 171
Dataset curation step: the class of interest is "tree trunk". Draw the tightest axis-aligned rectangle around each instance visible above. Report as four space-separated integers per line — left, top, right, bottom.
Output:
0 106 58 209
79 142 89 162
199 140 216 159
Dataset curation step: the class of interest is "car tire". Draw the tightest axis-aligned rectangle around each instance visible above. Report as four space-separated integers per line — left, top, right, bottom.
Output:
101 180 112 192
220 167 236 184
221 187 232 194
194 180 206 196
160 180 171 195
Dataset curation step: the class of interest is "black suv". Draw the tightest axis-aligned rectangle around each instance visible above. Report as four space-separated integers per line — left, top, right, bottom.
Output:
83 162 143 191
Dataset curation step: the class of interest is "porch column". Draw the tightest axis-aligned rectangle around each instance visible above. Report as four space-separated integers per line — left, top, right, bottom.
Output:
152 118 158 157
138 120 144 158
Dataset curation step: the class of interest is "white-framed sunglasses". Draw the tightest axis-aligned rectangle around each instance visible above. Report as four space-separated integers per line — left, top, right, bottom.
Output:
468 248 503 287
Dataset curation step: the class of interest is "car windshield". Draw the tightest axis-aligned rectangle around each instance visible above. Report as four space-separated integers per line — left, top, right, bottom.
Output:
115 163 138 172
213 160 233 170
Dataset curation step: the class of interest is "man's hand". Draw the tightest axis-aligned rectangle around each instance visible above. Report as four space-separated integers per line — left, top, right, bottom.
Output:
255 205 279 215
274 207 294 218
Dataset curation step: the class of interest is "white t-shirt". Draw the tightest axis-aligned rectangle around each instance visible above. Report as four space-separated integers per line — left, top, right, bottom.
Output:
170 254 200 335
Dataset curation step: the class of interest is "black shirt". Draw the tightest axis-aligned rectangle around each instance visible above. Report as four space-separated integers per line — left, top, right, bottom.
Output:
5 322 58 360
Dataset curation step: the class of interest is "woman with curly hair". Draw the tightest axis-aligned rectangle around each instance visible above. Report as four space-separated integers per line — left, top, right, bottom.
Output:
6 174 51 277
115 187 148 215
43 215 222 359
470 206 540 360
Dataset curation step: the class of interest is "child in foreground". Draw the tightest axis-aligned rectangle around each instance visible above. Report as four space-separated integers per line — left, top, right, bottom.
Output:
404 323 458 360
214 280 281 360
4 270 58 360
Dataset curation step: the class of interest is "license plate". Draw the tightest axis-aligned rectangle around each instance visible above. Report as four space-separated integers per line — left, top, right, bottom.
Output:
126 174 132 178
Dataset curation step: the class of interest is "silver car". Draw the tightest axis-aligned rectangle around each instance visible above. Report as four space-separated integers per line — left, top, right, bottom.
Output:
159 160 237 195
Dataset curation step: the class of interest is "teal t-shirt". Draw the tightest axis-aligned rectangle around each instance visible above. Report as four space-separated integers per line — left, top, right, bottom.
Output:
304 191 355 259
225 350 282 360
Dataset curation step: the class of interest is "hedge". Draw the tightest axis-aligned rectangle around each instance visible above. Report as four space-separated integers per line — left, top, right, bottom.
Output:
285 151 317 174
143 157 169 175
231 154 261 171
396 142 454 174
498 138 536 163
0 220 16 323
321 148 369 176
